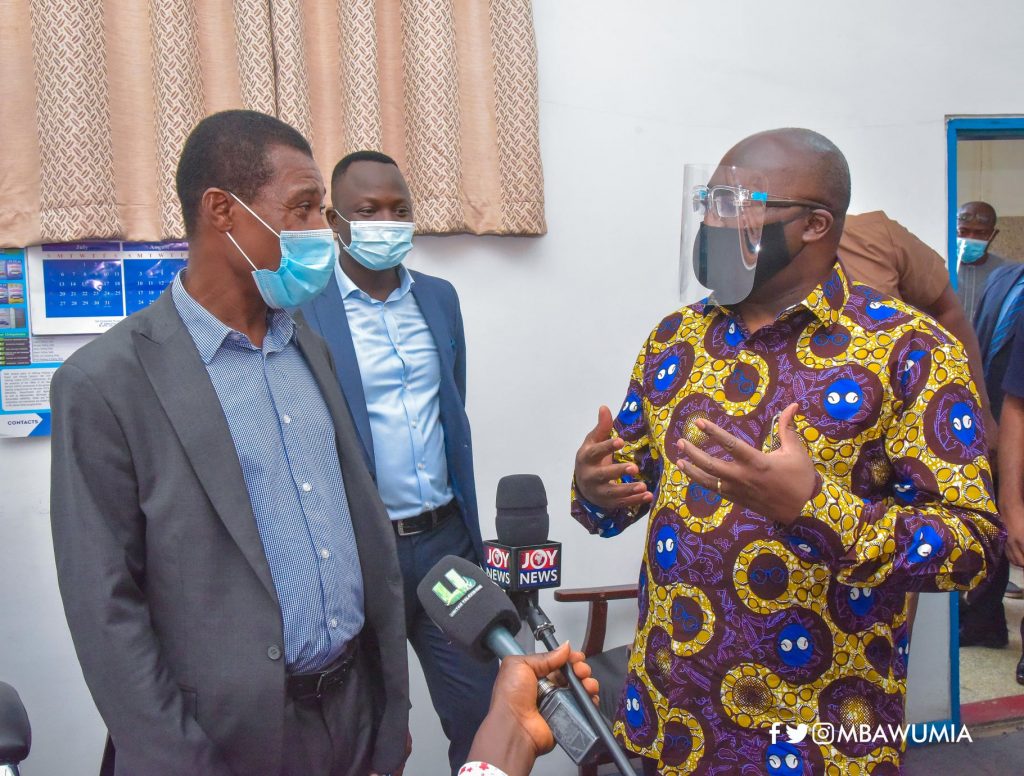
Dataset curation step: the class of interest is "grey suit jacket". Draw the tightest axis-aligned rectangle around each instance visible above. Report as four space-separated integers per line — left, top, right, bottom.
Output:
49 291 409 775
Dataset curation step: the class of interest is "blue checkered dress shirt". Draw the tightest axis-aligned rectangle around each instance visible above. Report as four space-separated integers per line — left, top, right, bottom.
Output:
172 273 364 673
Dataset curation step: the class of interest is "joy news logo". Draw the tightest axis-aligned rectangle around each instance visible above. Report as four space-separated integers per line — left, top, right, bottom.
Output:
769 721 973 746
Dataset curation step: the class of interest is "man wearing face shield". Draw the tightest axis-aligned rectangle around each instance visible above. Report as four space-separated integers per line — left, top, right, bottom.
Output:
49 111 409 776
300 151 497 774
956 201 1009 320
571 128 1004 773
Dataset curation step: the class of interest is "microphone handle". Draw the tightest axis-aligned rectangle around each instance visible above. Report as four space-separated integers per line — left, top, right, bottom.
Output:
525 601 635 776
484 627 527 660
484 627 559 697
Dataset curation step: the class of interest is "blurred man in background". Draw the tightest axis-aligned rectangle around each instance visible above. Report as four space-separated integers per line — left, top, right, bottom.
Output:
957 201 1009 320
994 312 1024 683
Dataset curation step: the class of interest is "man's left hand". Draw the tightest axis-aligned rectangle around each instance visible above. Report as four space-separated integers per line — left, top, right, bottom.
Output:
676 402 816 526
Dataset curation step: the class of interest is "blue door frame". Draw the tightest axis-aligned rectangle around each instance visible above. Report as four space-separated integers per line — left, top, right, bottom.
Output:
939 115 1024 735
946 117 1024 286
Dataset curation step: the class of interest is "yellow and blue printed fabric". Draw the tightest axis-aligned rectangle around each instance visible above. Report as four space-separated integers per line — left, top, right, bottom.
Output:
571 261 1005 775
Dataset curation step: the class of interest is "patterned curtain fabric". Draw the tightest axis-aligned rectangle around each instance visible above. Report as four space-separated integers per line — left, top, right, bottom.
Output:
0 0 546 246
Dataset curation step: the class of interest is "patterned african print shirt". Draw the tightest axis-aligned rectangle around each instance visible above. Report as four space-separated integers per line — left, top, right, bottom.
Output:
571 262 1004 775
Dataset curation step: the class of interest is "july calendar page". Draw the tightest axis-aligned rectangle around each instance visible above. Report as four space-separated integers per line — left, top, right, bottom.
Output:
27 241 187 335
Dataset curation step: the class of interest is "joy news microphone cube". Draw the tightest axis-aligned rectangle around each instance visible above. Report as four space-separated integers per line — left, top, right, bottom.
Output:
482 540 562 592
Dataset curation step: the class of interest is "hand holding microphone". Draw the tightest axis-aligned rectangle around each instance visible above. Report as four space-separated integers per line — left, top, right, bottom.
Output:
418 554 614 769
468 642 598 776
422 472 635 774
483 475 636 776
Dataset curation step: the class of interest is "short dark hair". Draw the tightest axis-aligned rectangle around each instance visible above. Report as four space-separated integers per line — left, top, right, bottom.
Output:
175 110 313 235
331 150 398 189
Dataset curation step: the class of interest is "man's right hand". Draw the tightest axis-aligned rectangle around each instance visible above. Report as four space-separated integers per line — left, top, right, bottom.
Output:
573 406 653 510
1003 503 1024 568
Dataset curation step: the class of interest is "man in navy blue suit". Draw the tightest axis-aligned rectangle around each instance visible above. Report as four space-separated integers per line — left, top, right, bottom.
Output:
959 259 1024 666
300 151 497 773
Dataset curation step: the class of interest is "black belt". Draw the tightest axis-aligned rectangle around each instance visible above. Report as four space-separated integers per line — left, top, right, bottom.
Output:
286 640 358 702
393 500 458 537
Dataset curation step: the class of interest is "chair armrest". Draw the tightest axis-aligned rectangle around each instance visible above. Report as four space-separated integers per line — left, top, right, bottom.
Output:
554 584 639 656
554 584 639 603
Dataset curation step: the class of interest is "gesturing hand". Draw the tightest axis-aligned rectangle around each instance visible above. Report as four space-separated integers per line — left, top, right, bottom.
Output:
573 406 653 510
675 403 816 525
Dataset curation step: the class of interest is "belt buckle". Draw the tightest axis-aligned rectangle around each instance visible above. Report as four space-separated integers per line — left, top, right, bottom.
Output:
314 670 329 700
315 651 354 699
396 519 419 537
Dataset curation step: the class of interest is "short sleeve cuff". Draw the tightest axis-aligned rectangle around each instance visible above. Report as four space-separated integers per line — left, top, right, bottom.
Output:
459 763 509 776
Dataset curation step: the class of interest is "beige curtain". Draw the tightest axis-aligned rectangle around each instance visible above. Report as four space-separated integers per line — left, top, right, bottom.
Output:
0 0 545 247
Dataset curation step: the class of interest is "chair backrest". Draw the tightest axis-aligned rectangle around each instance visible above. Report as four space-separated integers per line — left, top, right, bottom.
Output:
0 682 30 766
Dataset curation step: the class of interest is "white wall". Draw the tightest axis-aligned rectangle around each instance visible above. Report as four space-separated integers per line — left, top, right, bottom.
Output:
4 1 1024 774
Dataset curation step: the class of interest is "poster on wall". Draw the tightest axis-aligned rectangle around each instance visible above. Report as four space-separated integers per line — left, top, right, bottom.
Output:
1 241 187 438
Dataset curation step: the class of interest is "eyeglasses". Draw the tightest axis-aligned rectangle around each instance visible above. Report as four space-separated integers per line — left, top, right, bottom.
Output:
692 185 833 219
957 211 995 226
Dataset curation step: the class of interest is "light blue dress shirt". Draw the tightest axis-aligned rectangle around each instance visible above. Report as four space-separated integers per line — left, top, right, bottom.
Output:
335 263 453 519
172 273 364 673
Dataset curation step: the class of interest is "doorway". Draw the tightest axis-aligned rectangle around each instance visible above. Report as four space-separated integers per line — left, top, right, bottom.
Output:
947 115 1024 724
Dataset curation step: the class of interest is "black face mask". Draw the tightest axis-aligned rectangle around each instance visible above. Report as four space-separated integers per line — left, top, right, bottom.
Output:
694 218 800 306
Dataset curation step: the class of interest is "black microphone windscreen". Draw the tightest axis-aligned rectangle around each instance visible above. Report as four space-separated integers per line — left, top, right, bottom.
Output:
495 474 549 545
416 555 522 661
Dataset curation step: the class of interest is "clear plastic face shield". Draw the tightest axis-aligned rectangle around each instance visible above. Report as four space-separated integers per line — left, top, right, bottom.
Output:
680 164 770 306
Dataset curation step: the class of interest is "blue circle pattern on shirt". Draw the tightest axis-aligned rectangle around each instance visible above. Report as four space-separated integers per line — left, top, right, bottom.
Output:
776 623 814 668
899 349 927 390
866 299 898 320
892 476 917 503
724 318 744 347
654 524 678 570
823 378 864 421
625 685 646 728
653 355 682 392
847 586 876 617
948 401 977 446
618 391 642 426
786 534 822 561
907 525 943 565
895 634 910 677
766 742 804 776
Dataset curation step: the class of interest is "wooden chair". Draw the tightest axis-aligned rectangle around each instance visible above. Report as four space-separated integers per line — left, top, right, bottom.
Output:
554 583 642 776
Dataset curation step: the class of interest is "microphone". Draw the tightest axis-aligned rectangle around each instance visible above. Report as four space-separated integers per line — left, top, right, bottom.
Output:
483 474 562 593
417 555 604 766
483 475 637 776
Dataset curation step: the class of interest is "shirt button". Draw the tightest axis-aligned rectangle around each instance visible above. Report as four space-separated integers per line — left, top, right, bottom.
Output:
282 414 291 424
329 618 339 629
411 420 418 428
302 482 312 492
320 548 331 560
417 463 425 471
267 645 282 661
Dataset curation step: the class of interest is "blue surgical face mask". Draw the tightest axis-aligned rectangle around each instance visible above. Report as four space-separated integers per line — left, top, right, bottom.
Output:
334 211 414 271
957 236 989 265
226 194 338 309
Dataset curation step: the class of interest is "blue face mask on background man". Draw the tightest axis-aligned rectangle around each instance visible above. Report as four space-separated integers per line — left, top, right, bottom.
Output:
957 236 990 265
333 210 415 271
226 194 338 309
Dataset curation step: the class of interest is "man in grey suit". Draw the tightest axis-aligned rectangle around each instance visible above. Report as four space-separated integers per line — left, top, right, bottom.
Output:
50 110 408 776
